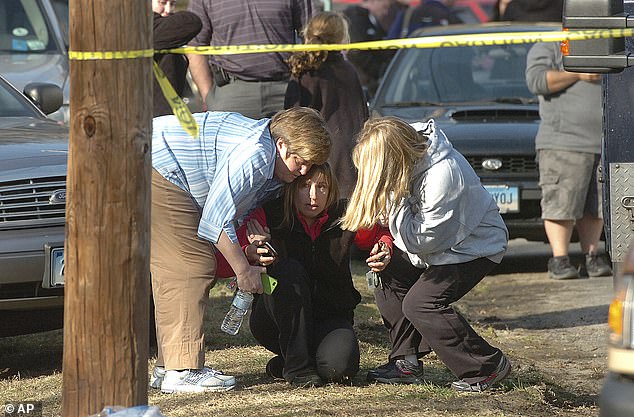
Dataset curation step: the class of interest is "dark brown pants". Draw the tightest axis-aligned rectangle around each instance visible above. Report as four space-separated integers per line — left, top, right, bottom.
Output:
377 251 503 382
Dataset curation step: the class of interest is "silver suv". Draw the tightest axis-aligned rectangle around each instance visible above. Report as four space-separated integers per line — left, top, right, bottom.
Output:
0 75 67 336
0 0 69 124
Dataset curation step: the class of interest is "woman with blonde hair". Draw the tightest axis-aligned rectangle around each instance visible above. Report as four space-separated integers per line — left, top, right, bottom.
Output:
285 11 368 198
342 117 511 392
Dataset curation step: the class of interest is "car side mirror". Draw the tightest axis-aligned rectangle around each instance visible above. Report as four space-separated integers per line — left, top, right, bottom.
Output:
23 83 63 115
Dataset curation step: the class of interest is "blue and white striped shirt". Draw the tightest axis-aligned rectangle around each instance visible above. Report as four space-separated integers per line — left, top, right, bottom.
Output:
152 112 283 243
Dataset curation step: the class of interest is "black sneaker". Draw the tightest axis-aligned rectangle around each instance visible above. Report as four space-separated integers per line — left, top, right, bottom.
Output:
265 355 284 381
451 355 511 393
547 256 580 280
585 253 612 277
290 370 324 388
367 359 424 384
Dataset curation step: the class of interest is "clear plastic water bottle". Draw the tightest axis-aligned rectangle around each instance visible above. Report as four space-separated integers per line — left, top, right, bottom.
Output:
220 289 254 335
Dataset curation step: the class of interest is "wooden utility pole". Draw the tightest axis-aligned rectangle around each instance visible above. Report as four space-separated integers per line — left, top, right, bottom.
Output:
63 0 152 415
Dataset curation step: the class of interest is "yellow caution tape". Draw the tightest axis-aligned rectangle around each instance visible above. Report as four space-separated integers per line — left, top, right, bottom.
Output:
152 61 199 139
70 29 634 60
68 49 154 60
68 28 634 141
157 28 634 55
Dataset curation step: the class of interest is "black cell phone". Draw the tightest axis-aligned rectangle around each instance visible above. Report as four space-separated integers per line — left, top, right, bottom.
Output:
260 241 278 258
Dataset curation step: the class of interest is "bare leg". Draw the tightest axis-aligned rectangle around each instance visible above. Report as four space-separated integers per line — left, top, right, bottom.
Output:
544 219 575 257
575 215 605 254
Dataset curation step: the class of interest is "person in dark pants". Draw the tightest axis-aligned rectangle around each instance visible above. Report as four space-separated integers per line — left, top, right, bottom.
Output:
152 0 202 117
242 164 392 387
366 247 430 384
342 118 511 392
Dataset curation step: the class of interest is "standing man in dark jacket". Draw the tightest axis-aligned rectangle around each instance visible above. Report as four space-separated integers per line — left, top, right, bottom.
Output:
343 0 397 97
186 0 315 119
500 0 563 22
407 0 463 33
152 0 202 117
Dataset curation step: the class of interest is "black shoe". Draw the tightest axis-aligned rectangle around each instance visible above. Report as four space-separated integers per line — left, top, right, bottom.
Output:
265 356 284 381
547 256 580 280
451 355 511 393
290 370 324 388
367 359 424 384
585 253 612 277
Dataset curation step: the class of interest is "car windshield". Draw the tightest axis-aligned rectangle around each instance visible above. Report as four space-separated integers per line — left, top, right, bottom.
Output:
0 79 41 117
377 42 537 105
0 0 60 53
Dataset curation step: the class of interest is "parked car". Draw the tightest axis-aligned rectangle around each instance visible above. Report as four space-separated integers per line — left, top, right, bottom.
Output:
0 75 67 336
370 22 560 241
0 0 70 124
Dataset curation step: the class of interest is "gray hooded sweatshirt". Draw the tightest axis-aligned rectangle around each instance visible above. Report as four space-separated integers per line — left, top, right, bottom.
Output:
389 120 508 268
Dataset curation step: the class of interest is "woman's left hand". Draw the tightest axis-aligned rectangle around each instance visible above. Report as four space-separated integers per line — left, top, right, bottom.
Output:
366 242 391 272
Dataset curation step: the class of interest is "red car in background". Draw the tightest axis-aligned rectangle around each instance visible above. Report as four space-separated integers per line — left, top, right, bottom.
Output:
332 0 496 24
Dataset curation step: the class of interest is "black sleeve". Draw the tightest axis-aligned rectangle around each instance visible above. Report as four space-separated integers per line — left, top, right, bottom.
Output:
153 11 203 50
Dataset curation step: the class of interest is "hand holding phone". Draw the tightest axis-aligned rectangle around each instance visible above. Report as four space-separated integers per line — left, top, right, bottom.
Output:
260 241 279 258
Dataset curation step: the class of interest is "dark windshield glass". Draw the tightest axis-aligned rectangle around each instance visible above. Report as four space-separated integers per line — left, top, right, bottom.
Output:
0 0 59 53
378 42 536 105
0 79 40 117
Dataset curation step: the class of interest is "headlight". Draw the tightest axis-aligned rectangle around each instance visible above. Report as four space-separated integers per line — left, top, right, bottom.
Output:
609 274 634 348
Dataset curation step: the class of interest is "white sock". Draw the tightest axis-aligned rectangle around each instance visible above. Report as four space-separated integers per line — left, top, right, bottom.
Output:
404 354 418 365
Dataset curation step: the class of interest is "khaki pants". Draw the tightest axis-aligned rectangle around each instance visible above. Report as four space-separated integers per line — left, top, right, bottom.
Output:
151 169 217 370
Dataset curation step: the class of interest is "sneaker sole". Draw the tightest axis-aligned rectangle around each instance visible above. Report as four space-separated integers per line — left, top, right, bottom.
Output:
587 268 612 278
371 376 423 385
548 271 581 280
452 357 511 393
161 384 236 394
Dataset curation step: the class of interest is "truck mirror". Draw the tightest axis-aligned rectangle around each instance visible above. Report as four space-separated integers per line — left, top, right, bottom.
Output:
562 0 632 73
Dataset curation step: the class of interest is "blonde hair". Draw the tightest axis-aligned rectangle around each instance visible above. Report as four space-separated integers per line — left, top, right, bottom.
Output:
341 117 428 231
287 12 350 79
281 163 340 228
270 107 331 165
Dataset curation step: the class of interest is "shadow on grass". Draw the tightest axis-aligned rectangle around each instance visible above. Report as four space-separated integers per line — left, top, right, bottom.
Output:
479 304 609 330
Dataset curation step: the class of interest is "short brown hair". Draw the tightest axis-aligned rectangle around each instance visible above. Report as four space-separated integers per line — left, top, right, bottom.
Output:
270 107 331 165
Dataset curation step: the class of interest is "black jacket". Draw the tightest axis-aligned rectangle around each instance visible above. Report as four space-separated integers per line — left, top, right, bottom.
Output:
264 199 362 321
502 0 563 22
342 5 395 96
408 0 463 32
153 11 202 117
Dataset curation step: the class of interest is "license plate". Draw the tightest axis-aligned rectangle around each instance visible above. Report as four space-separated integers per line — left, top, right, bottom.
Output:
484 185 519 214
48 247 65 286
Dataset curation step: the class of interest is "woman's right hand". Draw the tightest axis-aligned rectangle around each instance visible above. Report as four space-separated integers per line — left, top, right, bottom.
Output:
247 219 270 244
236 264 265 294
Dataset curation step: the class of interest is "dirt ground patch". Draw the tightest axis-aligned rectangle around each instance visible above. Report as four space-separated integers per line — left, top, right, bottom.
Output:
0 252 614 417
456 268 612 414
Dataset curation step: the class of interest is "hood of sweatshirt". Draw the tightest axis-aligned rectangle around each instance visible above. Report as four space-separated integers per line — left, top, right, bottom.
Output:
409 119 453 179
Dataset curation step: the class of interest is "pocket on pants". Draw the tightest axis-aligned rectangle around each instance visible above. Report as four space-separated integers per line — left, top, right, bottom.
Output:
539 174 559 187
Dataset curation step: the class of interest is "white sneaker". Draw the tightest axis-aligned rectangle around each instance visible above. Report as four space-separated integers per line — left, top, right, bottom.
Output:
160 367 236 393
149 366 166 390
